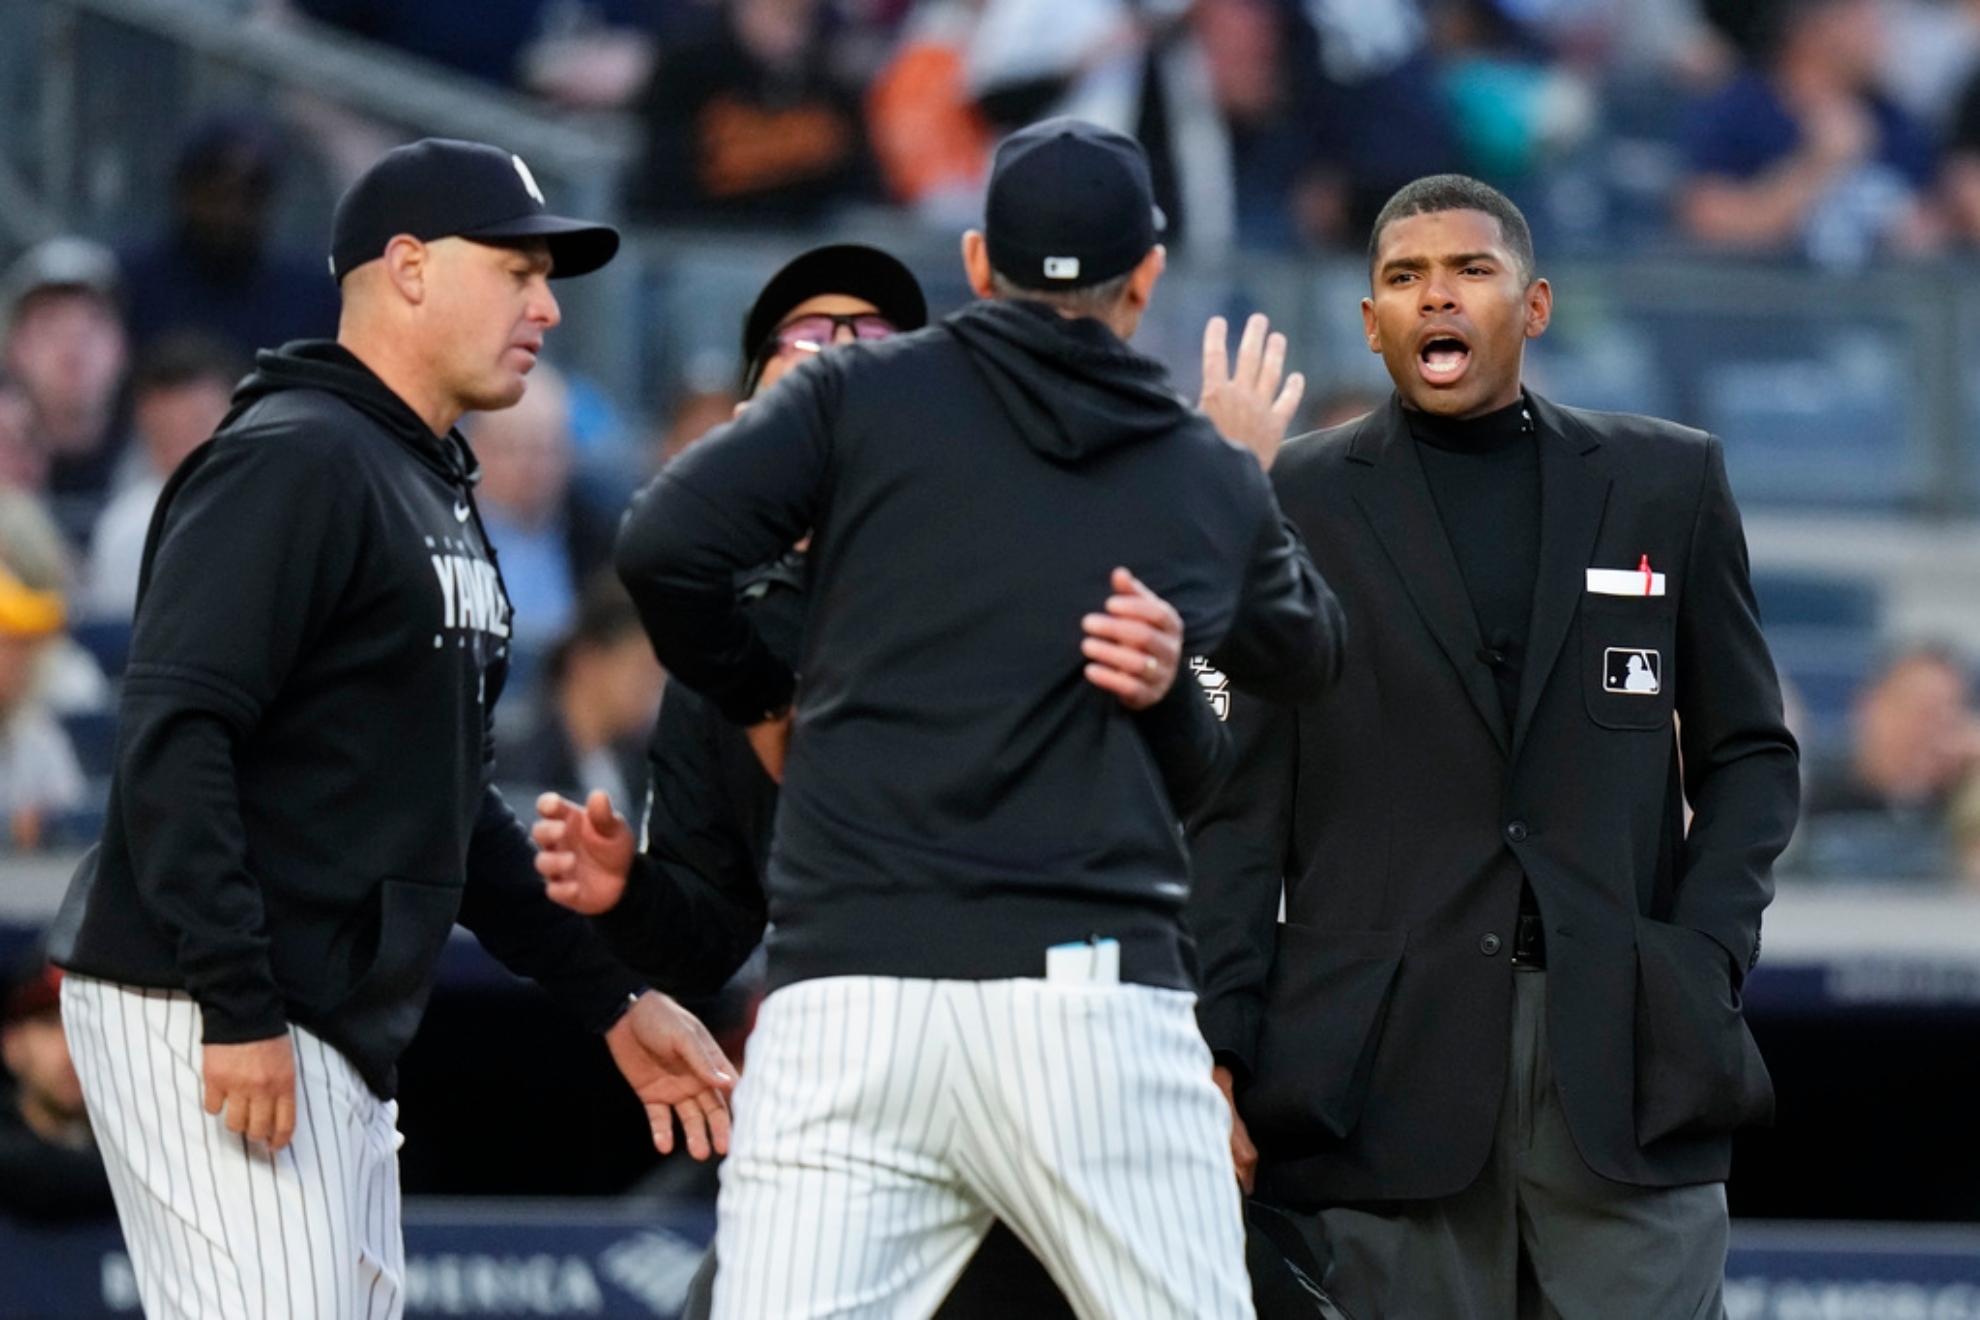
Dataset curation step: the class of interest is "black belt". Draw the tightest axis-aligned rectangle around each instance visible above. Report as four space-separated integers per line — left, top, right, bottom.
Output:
1511 911 1547 967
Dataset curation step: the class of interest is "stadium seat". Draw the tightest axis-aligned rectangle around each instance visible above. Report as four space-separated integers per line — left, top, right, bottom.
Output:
1750 571 1882 755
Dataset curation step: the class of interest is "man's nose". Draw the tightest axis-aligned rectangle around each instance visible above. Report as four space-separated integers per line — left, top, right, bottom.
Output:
830 321 859 345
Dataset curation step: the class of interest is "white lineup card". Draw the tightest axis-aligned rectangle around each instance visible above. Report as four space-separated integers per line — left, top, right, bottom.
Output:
1586 567 1667 597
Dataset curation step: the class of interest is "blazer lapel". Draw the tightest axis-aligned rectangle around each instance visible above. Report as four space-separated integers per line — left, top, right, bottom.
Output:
1348 397 1511 756
1512 397 1613 755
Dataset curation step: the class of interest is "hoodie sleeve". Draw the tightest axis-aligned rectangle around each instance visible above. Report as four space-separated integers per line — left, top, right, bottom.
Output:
616 359 838 726
115 428 365 1044
1184 685 1299 1080
1209 464 1347 706
590 680 770 995
458 787 647 1031
1132 671 1234 819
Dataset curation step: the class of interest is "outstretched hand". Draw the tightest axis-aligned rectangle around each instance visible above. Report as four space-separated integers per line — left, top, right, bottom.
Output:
1200 312 1305 471
534 790 635 915
604 991 738 1159
1083 567 1183 710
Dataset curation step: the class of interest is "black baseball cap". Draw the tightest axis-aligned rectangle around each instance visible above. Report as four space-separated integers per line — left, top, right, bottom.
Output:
741 243 929 365
984 118 1165 292
329 138 620 283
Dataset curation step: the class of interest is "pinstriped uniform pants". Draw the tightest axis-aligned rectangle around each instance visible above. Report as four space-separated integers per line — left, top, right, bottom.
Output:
61 975 406 1319
712 976 1255 1320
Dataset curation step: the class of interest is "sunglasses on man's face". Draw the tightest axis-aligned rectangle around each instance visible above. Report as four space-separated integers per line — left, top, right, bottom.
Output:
765 312 898 359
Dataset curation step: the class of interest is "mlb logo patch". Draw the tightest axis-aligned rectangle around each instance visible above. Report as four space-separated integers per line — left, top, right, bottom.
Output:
1043 255 1081 281
1603 648 1662 696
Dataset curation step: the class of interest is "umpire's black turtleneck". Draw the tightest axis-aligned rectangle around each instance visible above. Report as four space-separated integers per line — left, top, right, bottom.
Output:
1407 394 1540 727
1407 393 1546 950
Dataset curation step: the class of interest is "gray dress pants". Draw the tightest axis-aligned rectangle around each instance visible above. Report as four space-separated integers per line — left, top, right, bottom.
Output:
1286 968 1729 1320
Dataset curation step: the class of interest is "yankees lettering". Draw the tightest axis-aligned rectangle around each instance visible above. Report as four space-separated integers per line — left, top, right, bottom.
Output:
432 550 512 639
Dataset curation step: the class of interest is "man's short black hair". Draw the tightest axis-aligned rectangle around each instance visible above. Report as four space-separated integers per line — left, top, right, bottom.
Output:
1368 174 1537 286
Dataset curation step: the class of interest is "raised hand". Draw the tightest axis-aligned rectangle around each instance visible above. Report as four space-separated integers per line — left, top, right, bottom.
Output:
1200 312 1305 471
533 790 635 915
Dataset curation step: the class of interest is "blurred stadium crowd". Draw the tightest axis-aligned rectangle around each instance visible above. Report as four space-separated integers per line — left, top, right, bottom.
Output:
0 0 1978 1260
215 0 1980 262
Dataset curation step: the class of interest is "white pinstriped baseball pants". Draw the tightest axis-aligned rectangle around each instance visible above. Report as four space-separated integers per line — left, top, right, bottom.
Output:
61 975 406 1319
712 976 1255 1320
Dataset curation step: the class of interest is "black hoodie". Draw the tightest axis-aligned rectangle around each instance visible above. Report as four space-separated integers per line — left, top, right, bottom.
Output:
617 299 1344 991
50 341 642 1098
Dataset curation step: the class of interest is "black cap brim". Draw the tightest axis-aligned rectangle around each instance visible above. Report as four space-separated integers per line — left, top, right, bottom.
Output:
742 244 928 363
462 213 621 279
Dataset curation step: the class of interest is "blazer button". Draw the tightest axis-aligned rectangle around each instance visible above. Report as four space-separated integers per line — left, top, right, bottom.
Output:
1480 933 1503 956
1505 821 1529 843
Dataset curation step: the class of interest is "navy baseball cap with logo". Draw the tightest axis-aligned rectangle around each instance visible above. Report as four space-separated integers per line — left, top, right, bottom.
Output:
984 118 1165 292
329 138 620 283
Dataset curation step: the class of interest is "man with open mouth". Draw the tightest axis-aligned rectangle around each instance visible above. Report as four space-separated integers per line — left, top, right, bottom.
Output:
1190 174 1799 1319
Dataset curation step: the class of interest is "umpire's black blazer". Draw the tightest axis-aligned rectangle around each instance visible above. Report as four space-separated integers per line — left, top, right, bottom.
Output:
1188 392 1799 1204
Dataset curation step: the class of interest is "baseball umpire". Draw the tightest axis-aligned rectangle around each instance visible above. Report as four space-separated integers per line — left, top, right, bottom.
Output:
1189 174 1799 1318
47 138 734 1319
606 117 1345 1319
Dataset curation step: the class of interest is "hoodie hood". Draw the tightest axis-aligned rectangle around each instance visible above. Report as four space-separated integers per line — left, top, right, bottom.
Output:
945 299 1192 462
226 339 479 488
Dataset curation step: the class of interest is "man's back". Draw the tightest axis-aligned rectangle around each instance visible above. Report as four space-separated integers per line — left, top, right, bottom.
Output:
619 297 1338 991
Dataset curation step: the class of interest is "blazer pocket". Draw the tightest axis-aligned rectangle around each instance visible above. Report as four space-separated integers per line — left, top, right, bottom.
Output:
1632 915 1774 1145
1580 597 1677 732
1246 922 1405 1145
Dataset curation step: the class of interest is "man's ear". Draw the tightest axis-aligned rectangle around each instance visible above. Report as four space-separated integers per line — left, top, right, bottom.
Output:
1361 297 1381 354
1123 244 1166 314
961 231 996 299
381 234 429 305
1524 277 1553 340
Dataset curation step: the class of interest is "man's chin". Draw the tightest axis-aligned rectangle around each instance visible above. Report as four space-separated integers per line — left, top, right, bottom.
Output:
462 377 529 413
1400 386 1475 417
1399 380 1512 420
